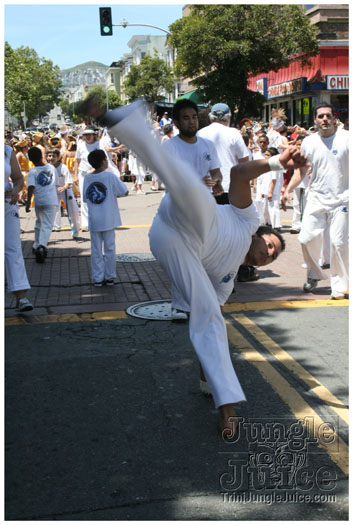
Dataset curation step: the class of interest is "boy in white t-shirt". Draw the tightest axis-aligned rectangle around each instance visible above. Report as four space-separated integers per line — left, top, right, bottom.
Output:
26 146 59 263
46 148 80 238
83 149 128 287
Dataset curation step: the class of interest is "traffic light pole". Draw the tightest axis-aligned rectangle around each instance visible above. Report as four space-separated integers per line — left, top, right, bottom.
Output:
114 20 171 36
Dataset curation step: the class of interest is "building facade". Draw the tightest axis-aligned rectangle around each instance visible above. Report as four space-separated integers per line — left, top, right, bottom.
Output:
247 5 349 126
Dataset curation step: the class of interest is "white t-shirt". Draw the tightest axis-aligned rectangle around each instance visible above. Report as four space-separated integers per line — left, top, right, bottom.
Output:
55 163 73 186
252 150 266 200
300 128 349 208
27 164 59 206
267 128 282 149
76 140 100 173
162 135 220 180
197 123 249 192
82 170 128 232
158 193 260 304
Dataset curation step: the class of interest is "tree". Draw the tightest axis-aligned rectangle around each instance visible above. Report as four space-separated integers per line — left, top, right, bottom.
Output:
169 5 319 121
4 42 62 126
124 53 175 104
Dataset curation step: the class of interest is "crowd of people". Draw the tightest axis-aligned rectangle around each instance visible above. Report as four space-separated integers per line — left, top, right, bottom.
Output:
4 99 349 434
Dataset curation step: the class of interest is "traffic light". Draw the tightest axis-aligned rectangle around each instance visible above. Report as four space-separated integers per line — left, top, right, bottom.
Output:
99 7 113 36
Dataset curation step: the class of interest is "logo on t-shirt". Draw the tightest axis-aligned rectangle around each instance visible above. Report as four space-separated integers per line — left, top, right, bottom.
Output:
86 182 107 204
37 168 53 186
203 151 211 162
221 272 236 283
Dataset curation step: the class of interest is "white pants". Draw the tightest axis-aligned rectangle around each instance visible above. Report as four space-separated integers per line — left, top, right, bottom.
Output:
298 199 349 295
320 225 330 266
268 198 281 228
5 202 30 292
291 187 307 231
33 205 56 249
78 171 89 228
109 102 247 408
254 197 270 226
90 229 116 282
53 188 80 233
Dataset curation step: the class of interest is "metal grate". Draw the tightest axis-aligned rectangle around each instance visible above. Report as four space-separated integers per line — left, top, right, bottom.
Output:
126 300 172 320
116 253 156 263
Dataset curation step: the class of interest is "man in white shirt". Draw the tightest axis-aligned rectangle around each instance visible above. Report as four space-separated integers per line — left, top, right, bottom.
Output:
198 102 256 283
197 102 249 204
282 104 349 299
99 100 308 438
162 99 223 320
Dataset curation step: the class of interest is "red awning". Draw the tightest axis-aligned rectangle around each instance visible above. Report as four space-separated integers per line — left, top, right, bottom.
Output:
247 46 348 92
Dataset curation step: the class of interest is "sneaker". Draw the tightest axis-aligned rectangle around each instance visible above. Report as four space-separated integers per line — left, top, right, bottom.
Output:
303 278 319 292
330 291 346 300
72 232 79 239
289 229 300 234
35 245 46 263
136 190 145 195
105 279 114 286
94 281 104 287
321 263 330 270
15 297 33 313
52 228 61 232
237 265 259 282
171 307 188 322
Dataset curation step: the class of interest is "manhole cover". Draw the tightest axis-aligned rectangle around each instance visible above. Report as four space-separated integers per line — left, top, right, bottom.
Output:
126 300 172 320
116 253 156 262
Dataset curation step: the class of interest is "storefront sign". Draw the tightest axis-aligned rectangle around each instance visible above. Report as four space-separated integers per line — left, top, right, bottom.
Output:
327 75 349 90
256 78 267 97
268 78 304 99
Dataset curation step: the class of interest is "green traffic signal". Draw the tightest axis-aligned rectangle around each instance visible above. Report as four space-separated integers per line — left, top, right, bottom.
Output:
99 7 113 36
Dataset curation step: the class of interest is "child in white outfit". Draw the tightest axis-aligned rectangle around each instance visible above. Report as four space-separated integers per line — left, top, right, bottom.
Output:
47 148 80 238
26 146 59 263
83 149 128 286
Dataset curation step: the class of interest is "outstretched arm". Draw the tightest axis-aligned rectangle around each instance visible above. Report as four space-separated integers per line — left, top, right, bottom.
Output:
228 146 309 209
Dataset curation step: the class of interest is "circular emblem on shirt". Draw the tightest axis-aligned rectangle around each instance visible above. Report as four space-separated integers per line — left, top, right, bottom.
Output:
221 272 236 284
332 148 338 155
86 182 107 204
37 168 53 186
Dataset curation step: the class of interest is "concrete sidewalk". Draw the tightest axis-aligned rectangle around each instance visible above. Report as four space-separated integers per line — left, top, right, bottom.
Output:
5 181 334 317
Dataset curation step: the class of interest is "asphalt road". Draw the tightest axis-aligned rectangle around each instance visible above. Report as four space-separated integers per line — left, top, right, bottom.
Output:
5 302 348 520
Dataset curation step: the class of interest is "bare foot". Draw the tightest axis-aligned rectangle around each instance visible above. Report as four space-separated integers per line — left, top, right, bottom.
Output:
199 364 207 382
219 404 238 439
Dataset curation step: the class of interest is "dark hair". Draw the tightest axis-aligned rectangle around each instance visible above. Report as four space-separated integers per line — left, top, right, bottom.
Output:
256 225 285 252
258 134 269 142
28 146 42 163
267 147 279 157
172 99 198 121
313 103 335 118
242 134 250 146
87 149 107 169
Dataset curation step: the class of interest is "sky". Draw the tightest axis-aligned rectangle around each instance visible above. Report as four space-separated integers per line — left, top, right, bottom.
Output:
4 1 184 70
